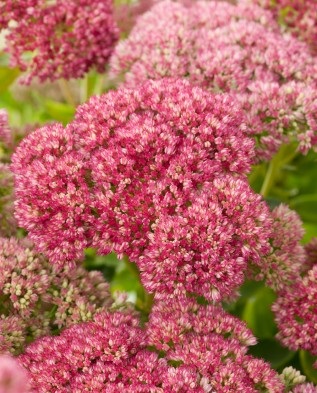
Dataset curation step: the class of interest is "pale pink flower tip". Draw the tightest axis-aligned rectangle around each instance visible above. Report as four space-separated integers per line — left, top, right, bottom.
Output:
292 383 317 393
0 355 31 393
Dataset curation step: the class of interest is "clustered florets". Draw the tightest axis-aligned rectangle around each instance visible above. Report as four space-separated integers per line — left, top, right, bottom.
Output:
1 1 317 391
110 0 317 160
0 0 119 83
250 204 306 290
241 0 317 54
12 78 276 301
11 77 317 390
147 298 285 392
292 384 317 393
17 299 286 392
0 237 112 354
273 264 317 356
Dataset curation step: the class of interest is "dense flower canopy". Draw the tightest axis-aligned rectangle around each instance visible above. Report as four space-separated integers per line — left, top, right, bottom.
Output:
147 299 284 393
18 300 285 392
12 78 276 301
110 0 317 160
0 0 119 82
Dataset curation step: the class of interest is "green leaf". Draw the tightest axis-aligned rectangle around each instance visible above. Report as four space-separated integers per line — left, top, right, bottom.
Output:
249 339 295 369
278 6 294 25
300 351 317 383
0 66 20 93
110 259 144 305
242 286 277 339
302 222 317 244
44 100 75 124
224 280 264 317
83 250 119 282
110 267 142 294
289 195 317 224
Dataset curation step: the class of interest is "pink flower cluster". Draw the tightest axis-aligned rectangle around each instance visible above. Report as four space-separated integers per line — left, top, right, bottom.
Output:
241 0 317 54
0 237 112 355
1 0 118 83
273 262 317 355
250 204 306 290
110 0 317 161
114 0 158 36
18 300 285 392
0 0 36 30
293 384 317 393
12 78 275 301
147 298 284 392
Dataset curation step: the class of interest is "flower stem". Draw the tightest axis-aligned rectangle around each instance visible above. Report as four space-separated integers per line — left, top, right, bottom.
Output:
260 143 298 198
80 74 89 103
58 79 76 107
260 159 275 198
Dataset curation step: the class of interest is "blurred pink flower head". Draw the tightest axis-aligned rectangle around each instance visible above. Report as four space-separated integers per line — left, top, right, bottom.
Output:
110 0 317 161
1 0 119 83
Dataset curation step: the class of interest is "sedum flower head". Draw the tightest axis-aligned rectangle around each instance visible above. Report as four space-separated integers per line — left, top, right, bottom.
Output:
110 0 317 161
1 0 119 83
12 78 274 301
146 297 284 392
18 300 285 392
273 265 317 355
0 237 112 354
250 204 306 290
18 311 166 392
